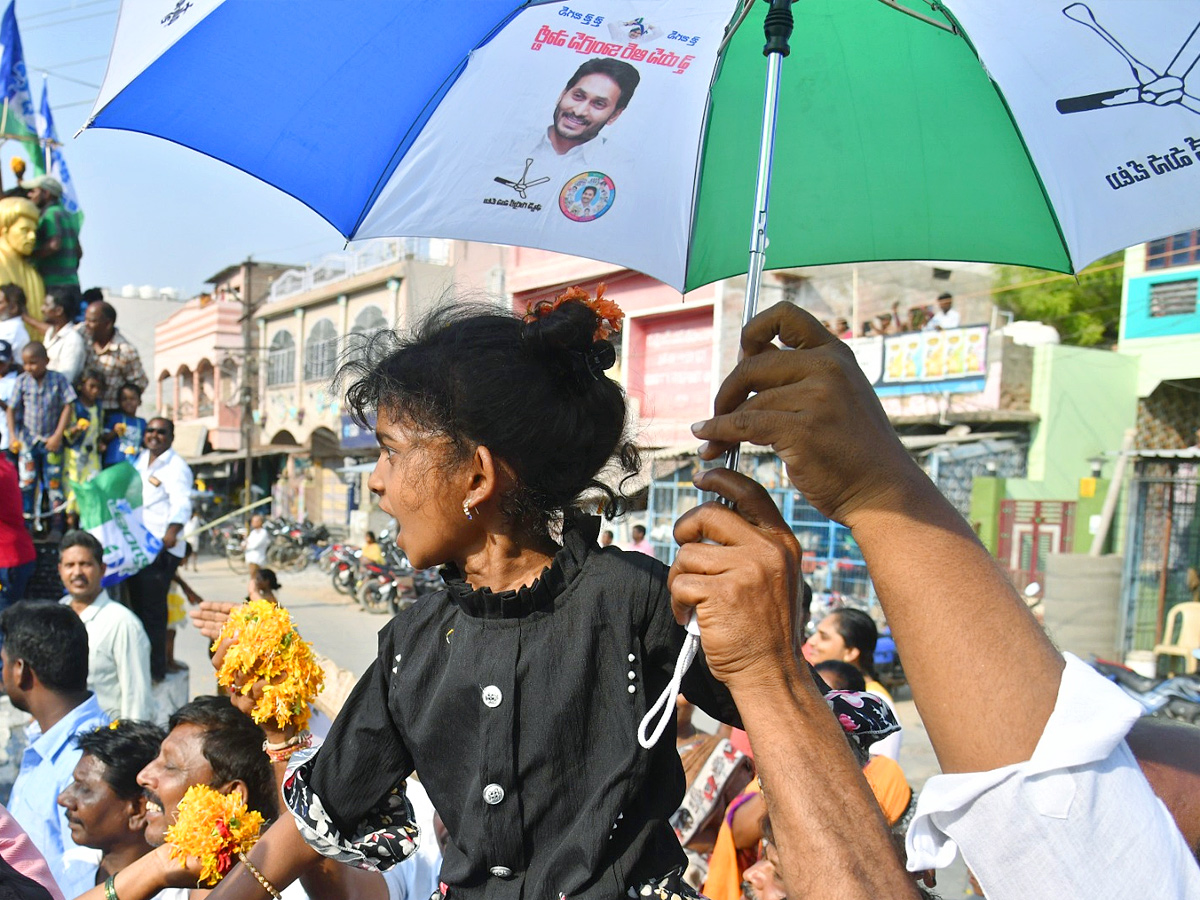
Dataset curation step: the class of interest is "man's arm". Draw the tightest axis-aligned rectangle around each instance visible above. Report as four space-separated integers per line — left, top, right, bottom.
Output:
161 459 193 549
45 401 73 453
691 302 1062 774
126 347 149 395
62 330 86 384
670 469 920 900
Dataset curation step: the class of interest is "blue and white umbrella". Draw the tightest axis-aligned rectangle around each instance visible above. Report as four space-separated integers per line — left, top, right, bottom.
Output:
84 0 1200 292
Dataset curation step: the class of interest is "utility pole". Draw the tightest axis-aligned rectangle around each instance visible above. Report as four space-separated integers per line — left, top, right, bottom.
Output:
239 258 257 511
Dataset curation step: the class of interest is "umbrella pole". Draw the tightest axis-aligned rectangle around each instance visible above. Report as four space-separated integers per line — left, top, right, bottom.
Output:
639 2 799 751
723 0 795 477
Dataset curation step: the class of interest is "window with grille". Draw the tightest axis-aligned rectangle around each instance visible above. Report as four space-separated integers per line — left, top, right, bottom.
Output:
267 332 296 386
1147 231 1200 270
346 305 389 361
1148 279 1198 317
304 319 339 381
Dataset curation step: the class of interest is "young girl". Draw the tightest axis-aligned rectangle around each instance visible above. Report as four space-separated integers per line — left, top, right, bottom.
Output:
213 291 742 900
64 369 104 526
101 382 146 467
249 567 281 604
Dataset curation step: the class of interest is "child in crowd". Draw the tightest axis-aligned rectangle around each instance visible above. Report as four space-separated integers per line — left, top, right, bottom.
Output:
0 339 16 457
6 342 73 532
361 529 384 564
249 567 281 604
0 284 29 360
205 292 895 900
64 368 105 528
101 382 146 467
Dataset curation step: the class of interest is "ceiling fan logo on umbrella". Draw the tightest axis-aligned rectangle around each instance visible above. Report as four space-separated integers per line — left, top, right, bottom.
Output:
160 0 192 27
560 172 615 222
1056 2 1200 116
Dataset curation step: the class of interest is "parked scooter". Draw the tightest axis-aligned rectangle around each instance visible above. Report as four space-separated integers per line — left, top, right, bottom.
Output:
1089 657 1200 725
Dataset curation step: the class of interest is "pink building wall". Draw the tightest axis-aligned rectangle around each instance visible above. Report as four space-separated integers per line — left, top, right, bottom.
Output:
510 248 720 446
153 295 245 451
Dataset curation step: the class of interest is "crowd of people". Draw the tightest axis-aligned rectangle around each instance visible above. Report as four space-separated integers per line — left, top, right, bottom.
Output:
823 291 962 339
0 283 1193 900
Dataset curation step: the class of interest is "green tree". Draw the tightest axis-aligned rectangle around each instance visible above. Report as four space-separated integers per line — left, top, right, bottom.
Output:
992 252 1124 347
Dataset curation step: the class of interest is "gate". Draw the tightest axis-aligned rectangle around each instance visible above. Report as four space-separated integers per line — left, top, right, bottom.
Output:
998 500 1076 593
1121 457 1200 652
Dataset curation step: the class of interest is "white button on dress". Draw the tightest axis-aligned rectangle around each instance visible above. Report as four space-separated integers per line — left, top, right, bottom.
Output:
482 685 503 708
490 866 513 878
483 783 505 805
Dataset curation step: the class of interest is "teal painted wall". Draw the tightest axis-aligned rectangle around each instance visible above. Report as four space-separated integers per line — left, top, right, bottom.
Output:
1124 270 1200 340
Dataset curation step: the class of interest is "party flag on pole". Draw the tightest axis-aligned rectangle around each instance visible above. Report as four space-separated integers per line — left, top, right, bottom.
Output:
74 462 163 587
0 2 43 176
38 78 81 227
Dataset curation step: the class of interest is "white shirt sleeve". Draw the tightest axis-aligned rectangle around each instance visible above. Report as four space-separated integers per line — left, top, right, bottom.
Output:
906 653 1200 899
114 614 155 721
62 329 88 384
163 455 194 528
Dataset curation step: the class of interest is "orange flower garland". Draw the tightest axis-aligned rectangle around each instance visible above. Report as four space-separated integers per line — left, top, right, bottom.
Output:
165 785 264 886
215 599 325 731
525 283 625 341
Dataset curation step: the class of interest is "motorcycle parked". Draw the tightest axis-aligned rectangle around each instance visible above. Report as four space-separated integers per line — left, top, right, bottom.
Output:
1089 658 1200 725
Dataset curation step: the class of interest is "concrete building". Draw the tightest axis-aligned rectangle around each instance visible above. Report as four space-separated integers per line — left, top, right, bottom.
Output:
1111 235 1200 658
151 261 296 490
255 238 503 528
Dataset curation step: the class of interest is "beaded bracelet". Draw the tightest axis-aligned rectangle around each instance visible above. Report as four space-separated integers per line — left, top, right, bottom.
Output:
104 875 120 900
238 851 283 900
263 730 313 763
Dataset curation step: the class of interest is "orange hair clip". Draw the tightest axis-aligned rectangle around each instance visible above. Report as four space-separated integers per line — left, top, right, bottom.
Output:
524 283 625 341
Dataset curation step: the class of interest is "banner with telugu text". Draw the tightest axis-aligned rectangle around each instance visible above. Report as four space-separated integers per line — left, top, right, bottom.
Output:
356 1 738 291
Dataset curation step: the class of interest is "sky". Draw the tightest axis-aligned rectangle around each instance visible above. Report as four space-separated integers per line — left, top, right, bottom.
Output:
11 0 347 297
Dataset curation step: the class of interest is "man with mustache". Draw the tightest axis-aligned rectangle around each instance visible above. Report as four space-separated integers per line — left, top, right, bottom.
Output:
58 530 154 721
2 601 111 896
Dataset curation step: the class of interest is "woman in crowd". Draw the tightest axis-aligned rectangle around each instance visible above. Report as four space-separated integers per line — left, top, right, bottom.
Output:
803 607 902 760
813 660 913 828
57 719 165 892
672 697 752 888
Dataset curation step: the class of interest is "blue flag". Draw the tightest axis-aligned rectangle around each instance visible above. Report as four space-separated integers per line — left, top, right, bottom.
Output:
0 2 43 176
38 78 82 226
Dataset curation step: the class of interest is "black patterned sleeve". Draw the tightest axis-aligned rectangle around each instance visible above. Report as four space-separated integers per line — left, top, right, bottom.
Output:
284 627 419 870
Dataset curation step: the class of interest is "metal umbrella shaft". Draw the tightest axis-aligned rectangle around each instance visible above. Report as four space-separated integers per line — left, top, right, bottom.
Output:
639 0 798 751
723 0 794 482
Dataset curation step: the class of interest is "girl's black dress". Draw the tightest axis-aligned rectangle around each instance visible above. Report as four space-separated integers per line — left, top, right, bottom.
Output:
284 517 740 900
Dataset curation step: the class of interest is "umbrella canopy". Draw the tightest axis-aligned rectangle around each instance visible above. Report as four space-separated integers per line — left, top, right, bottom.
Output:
86 0 1200 291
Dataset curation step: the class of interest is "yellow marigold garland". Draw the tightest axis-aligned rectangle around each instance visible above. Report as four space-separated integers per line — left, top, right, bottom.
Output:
165 784 264 886
215 599 324 730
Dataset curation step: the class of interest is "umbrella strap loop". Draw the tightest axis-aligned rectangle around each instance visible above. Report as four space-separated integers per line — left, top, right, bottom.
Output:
638 614 701 749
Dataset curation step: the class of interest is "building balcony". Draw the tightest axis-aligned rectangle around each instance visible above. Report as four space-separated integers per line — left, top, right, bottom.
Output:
844 326 1035 425
267 239 451 304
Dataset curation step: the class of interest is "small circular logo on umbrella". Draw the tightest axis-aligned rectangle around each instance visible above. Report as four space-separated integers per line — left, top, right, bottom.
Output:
560 172 615 223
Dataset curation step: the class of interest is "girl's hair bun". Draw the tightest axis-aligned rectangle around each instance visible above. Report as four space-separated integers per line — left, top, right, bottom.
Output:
521 285 624 386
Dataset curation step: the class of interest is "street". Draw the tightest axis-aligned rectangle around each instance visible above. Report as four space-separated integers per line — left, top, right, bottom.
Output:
176 556 974 898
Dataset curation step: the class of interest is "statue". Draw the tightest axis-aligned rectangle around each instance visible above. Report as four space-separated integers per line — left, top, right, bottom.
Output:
0 197 45 320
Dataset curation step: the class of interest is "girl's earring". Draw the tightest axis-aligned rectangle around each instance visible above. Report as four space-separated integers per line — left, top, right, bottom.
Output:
463 500 473 521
